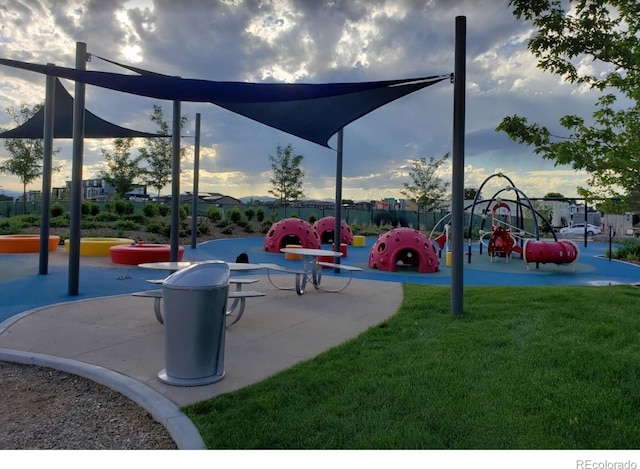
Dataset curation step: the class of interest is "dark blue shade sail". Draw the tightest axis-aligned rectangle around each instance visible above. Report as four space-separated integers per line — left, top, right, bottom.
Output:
0 77 161 139
0 58 449 147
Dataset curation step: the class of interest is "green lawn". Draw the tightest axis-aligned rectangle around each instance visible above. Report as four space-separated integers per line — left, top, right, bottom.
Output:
182 284 640 449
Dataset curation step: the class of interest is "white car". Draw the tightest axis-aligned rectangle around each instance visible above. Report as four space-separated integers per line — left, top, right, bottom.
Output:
559 223 602 236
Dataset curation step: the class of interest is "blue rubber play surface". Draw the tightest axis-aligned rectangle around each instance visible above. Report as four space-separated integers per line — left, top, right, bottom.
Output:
1 236 638 324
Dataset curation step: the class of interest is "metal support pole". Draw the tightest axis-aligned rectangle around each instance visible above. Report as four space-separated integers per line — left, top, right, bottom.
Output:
39 69 55 275
451 16 466 316
190 113 201 249
334 128 344 271
68 43 87 296
584 200 588 247
170 100 181 262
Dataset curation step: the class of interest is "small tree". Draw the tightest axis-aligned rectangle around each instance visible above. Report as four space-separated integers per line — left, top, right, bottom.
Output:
400 153 450 212
139 104 188 199
98 137 143 199
0 103 61 212
268 144 305 215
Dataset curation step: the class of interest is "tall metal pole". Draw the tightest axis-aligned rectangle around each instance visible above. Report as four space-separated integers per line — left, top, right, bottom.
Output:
39 68 55 274
451 16 466 315
584 200 588 247
170 99 181 262
68 43 87 296
334 128 343 270
190 113 201 249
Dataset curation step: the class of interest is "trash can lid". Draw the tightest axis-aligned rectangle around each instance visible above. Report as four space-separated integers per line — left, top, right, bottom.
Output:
163 260 230 289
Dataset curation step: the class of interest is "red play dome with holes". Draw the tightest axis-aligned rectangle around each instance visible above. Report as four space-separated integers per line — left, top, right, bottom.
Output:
313 216 354 245
264 217 321 253
368 227 439 273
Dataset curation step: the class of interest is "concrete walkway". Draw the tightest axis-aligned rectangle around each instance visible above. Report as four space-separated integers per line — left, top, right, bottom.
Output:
0 273 402 448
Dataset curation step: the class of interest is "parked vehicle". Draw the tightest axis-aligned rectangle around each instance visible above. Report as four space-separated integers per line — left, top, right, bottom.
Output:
559 223 602 236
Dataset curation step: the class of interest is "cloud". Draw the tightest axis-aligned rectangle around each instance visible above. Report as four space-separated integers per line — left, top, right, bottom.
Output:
0 0 604 201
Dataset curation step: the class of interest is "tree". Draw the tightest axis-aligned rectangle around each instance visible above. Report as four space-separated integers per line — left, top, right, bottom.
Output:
98 137 143 199
543 192 565 199
464 187 480 201
400 153 450 212
0 103 61 211
497 0 640 211
268 144 305 211
139 104 188 199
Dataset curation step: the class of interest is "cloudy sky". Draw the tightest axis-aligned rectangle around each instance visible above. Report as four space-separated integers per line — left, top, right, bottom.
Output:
0 0 601 201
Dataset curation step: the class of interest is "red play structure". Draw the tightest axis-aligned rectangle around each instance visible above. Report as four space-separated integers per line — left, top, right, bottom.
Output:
263 217 321 253
313 216 354 245
429 173 581 271
369 227 439 273
486 202 523 261
523 239 579 269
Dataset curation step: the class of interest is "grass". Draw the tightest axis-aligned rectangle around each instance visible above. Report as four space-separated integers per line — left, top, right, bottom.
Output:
182 284 640 449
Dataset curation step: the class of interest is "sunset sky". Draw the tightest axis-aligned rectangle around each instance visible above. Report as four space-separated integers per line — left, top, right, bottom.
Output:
0 0 607 201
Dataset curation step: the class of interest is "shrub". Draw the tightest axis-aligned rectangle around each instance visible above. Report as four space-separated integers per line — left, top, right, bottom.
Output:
147 220 170 237
308 213 317 224
221 226 233 235
256 209 265 222
123 213 147 224
236 220 248 228
114 219 139 231
50 214 70 228
50 203 65 218
244 208 255 221
207 206 223 222
95 211 120 222
228 207 243 223
158 204 170 217
261 220 273 234
244 224 255 233
81 201 92 216
16 214 40 226
610 240 640 262
143 203 159 217
197 218 211 235
80 220 100 229
179 205 188 220
0 218 24 234
113 199 134 215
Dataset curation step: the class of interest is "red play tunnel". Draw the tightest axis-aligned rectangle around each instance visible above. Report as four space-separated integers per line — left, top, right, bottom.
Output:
523 239 579 266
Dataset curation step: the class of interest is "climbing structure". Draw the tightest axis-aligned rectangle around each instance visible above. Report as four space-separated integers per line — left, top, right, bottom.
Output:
313 216 354 245
468 173 580 269
368 227 439 273
264 217 321 253
487 201 523 261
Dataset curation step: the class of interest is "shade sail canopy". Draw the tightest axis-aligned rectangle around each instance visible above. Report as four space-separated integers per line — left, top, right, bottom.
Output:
0 77 161 139
0 58 449 147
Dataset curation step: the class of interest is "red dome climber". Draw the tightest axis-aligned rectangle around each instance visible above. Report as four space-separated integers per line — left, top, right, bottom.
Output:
368 227 439 273
264 217 321 253
313 216 354 245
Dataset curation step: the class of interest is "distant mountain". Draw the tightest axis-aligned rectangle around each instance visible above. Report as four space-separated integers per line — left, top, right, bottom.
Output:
0 189 21 199
239 195 276 203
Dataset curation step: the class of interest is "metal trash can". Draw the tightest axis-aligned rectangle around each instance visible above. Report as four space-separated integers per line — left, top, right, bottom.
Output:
158 260 230 386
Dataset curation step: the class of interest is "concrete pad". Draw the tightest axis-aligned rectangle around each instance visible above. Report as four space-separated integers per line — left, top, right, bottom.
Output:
0 275 402 407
